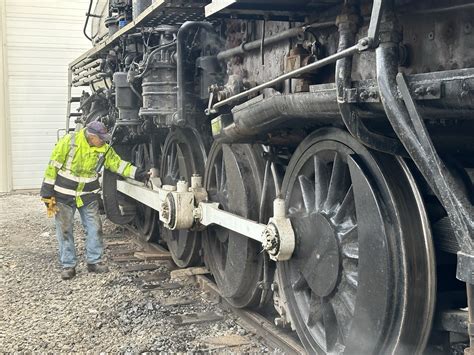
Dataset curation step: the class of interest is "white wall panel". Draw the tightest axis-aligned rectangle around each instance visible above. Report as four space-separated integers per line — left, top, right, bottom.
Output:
6 0 92 189
0 1 12 193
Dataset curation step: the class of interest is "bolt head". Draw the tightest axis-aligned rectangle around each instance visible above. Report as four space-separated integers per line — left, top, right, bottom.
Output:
359 91 369 100
426 86 437 95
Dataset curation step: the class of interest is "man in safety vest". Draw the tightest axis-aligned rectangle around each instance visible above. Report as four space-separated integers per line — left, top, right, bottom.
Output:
40 121 148 280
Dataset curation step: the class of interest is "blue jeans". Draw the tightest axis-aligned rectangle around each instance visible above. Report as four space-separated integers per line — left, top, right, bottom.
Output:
55 200 103 268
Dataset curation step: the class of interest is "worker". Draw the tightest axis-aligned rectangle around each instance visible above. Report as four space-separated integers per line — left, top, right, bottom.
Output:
40 121 149 280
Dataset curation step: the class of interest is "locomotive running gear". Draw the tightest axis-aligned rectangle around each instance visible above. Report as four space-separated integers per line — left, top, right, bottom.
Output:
40 128 138 207
55 200 103 268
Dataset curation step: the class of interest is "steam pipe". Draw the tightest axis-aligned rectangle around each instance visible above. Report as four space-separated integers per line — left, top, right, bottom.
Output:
211 42 365 113
216 21 335 61
217 90 342 142
176 21 214 125
74 59 104 73
212 70 474 144
335 1 406 155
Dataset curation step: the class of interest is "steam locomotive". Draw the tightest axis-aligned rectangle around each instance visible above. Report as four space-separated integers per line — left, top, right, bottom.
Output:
67 0 474 353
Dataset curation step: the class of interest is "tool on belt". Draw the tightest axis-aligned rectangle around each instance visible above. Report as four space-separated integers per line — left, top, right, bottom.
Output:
41 197 59 217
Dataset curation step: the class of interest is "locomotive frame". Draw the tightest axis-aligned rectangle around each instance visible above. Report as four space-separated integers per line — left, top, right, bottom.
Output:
67 0 474 353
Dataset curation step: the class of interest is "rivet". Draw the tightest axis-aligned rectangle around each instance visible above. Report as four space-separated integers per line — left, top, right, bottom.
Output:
464 22 472 34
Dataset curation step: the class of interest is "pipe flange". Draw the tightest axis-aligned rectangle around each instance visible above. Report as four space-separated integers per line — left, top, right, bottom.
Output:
154 25 179 34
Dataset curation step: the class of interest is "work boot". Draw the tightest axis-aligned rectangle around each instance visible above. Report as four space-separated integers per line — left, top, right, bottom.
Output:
61 267 76 280
87 263 109 274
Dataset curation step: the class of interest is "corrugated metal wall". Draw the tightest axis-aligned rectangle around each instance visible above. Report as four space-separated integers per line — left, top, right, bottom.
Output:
0 1 12 193
5 0 92 189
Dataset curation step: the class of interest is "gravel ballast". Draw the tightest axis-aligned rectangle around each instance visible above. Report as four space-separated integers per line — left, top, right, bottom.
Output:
0 192 269 353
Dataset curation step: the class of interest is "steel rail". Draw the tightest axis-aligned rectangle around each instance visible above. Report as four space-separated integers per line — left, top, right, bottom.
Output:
195 275 307 354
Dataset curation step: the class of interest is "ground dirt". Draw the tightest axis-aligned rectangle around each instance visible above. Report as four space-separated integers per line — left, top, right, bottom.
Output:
0 192 270 353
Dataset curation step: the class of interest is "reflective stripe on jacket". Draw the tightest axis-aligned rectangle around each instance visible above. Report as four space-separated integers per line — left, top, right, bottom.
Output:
40 128 138 207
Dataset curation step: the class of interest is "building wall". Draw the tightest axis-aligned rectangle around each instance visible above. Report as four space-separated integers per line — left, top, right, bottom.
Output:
3 0 92 190
0 1 12 193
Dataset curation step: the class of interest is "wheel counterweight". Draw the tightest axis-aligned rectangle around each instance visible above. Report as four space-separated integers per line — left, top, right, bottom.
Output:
277 128 436 354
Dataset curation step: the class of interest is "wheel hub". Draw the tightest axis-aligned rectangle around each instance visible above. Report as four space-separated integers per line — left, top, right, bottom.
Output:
303 213 340 297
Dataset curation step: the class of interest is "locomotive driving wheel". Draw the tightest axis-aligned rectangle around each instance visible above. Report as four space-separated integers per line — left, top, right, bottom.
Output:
278 128 436 354
203 143 271 308
133 143 159 242
160 128 207 268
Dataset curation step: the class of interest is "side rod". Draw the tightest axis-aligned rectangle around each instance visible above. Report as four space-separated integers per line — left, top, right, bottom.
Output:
199 203 267 243
116 179 267 244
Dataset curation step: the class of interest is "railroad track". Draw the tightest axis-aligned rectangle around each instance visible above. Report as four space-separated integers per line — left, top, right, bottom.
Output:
195 274 306 354
109 225 306 353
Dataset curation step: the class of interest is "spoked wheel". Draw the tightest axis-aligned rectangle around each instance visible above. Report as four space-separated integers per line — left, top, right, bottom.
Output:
132 143 159 242
160 128 207 268
203 143 272 308
278 128 435 354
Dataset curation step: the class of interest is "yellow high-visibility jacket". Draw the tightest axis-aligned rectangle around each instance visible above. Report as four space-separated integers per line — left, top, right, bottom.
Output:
40 128 138 207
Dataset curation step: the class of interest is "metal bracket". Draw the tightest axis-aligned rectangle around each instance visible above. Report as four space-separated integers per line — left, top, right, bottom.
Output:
461 78 474 99
457 252 474 285
344 88 359 103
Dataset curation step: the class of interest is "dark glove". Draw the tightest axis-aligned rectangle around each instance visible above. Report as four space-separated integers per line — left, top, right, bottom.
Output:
135 168 151 182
